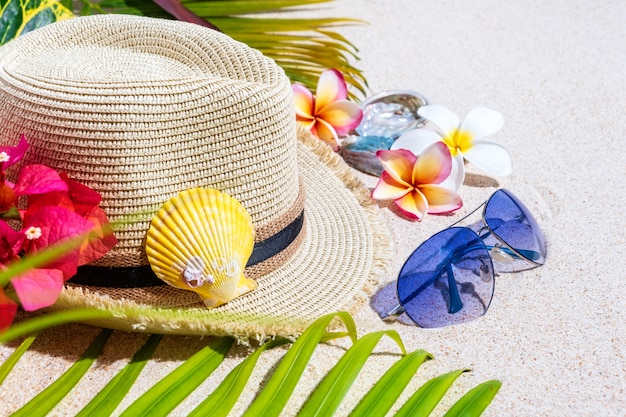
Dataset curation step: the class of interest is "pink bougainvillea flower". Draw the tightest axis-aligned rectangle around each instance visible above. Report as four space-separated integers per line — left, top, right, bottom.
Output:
392 105 512 187
11 268 64 311
59 172 102 216
372 143 463 221
0 288 17 331
13 164 68 196
21 206 94 280
0 134 28 169
78 206 118 265
292 69 363 151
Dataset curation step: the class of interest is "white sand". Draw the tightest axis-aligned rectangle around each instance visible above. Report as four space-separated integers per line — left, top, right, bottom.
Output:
1 1 625 416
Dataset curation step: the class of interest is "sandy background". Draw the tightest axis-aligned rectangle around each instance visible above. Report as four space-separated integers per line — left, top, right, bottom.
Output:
1 0 625 416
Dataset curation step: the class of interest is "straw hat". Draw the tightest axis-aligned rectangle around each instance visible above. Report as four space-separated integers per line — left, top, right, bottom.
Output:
0 15 390 339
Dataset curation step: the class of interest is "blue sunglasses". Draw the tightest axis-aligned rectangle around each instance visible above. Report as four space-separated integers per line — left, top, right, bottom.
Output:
382 189 546 328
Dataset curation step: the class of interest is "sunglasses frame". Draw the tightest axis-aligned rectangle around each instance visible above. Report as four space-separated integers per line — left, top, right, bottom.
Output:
382 188 546 325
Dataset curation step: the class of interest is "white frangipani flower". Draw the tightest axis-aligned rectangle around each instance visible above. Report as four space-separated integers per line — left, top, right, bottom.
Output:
391 105 512 190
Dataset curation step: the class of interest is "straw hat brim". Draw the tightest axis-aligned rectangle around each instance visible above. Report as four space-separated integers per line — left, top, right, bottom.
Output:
52 127 392 340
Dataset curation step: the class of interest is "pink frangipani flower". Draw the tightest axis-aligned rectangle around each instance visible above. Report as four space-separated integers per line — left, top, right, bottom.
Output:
372 142 463 221
292 69 363 151
392 105 512 188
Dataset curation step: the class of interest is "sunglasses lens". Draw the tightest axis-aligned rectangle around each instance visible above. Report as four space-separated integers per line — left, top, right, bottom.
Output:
484 189 547 269
397 227 495 328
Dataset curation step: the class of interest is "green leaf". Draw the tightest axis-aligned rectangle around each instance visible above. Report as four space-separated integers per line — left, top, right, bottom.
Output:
188 337 288 417
76 334 164 417
349 349 433 417
242 311 357 417
394 369 469 417
179 0 332 16
443 379 502 417
0 309 114 344
73 0 368 95
11 329 112 417
299 330 407 417
0 0 73 45
0 333 37 385
118 336 233 417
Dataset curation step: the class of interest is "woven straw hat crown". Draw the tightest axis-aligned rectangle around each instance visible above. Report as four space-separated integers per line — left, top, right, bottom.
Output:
0 15 390 338
0 15 303 274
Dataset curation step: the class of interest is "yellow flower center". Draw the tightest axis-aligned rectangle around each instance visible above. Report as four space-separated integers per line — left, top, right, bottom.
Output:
443 129 473 156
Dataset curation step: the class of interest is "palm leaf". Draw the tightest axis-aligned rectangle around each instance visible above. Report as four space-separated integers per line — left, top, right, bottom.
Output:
0 333 37 385
11 329 112 417
0 311 500 416
299 330 406 416
349 348 433 417
187 337 288 417
394 369 470 417
443 379 502 417
242 311 357 417
75 334 163 417
118 336 233 417
73 0 368 96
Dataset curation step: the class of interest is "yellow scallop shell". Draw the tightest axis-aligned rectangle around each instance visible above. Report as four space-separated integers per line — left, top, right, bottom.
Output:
145 188 257 308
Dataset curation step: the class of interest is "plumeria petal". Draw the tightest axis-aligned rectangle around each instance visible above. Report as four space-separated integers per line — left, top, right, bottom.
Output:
394 189 428 221
296 118 317 133
376 149 416 185
372 171 412 200
292 84 315 119
418 105 460 137
314 118 340 151
0 289 17 331
13 164 68 196
412 142 452 185
0 134 28 169
315 69 348 113
11 269 64 311
419 185 463 214
317 100 363 136
391 128 443 155
459 106 504 140
463 140 513 176
439 153 465 192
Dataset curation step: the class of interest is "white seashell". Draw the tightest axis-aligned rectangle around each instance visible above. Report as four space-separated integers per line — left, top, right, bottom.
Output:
145 188 257 308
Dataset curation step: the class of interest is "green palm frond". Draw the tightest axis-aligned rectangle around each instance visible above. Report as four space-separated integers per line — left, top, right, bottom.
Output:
1 312 501 416
73 0 368 96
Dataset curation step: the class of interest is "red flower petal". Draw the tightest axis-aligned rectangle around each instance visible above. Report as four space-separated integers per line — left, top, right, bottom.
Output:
26 191 74 216
13 164 68 196
0 183 16 212
78 206 118 266
0 288 18 331
11 269 64 311
60 173 102 216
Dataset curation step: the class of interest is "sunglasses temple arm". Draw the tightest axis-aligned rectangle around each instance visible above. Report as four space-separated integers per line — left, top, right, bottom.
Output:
446 264 464 314
446 199 487 229
381 304 406 322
